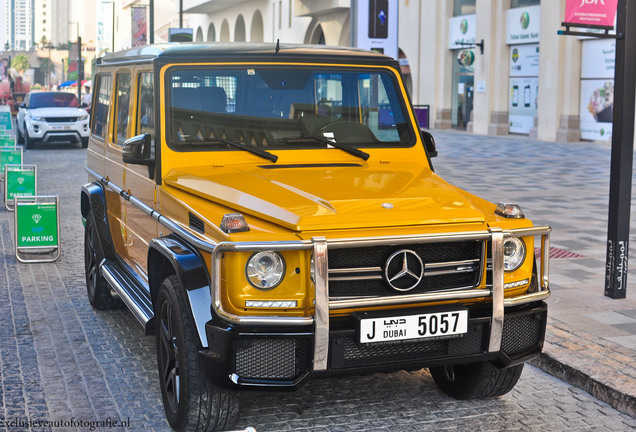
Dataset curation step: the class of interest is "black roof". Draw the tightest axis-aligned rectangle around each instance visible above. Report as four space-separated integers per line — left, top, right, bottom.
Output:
97 42 398 68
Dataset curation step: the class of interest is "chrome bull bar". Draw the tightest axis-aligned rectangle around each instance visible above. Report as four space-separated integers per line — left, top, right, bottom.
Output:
210 226 551 372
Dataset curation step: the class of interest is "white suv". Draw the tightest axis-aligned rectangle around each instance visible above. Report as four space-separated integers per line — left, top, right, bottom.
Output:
17 91 90 149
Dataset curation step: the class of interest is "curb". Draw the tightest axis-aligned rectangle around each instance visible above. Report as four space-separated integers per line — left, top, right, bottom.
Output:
531 347 636 419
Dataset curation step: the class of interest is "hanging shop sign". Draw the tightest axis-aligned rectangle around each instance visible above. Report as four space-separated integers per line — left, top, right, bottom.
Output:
449 14 476 50
580 38 615 141
457 50 475 67
506 6 540 45
564 0 618 28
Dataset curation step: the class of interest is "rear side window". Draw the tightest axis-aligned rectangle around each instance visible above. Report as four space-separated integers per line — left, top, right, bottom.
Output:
91 74 112 139
114 72 132 144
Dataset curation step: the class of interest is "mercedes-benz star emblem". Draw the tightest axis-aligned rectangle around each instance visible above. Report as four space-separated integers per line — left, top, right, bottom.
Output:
384 249 424 292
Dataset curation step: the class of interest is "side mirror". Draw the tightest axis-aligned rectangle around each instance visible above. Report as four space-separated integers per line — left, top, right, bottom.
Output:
19 103 26 109
122 133 154 166
421 130 438 158
81 102 88 108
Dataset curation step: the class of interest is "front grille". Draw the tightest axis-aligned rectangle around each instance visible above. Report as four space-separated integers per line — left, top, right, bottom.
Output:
45 117 78 122
328 241 483 298
330 322 487 369
502 310 546 357
233 338 308 379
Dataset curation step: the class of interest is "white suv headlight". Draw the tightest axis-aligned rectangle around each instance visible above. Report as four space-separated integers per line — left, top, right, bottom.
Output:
30 115 44 121
246 251 285 289
503 237 526 271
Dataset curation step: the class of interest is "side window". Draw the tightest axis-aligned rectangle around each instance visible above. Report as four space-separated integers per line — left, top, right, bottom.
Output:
91 74 112 139
137 72 154 145
114 72 132 144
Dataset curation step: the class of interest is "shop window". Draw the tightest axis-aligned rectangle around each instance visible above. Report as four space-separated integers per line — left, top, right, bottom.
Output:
454 0 476 16
511 0 540 8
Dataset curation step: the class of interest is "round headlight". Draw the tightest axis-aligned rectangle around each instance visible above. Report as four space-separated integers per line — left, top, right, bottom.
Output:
503 237 526 271
246 251 285 289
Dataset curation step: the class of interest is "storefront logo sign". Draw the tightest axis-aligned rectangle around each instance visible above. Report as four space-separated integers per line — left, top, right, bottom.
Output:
520 11 530 30
460 19 468 35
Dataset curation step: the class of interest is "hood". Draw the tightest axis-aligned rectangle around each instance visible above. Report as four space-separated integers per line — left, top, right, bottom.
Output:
164 162 486 231
27 107 87 117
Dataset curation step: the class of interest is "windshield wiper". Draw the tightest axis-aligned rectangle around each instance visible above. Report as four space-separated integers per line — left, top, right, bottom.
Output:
276 136 370 161
189 138 278 162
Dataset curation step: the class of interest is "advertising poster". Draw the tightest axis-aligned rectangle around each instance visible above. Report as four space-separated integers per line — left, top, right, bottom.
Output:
131 7 147 47
564 0 618 27
351 0 399 59
580 79 613 140
580 39 615 141
97 1 114 56
509 77 538 134
509 43 539 77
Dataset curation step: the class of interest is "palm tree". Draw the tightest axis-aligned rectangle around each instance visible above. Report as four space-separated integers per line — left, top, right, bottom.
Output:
39 57 55 88
11 54 30 76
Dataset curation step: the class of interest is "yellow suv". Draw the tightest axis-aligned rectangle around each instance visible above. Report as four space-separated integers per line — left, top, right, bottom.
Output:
81 43 551 431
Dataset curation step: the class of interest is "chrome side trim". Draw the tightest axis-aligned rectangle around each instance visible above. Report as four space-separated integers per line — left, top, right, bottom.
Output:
488 228 504 353
312 237 329 371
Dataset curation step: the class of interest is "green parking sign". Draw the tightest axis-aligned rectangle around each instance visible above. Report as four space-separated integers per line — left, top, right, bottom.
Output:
0 135 16 147
0 147 23 175
0 108 12 131
14 195 60 263
4 164 37 211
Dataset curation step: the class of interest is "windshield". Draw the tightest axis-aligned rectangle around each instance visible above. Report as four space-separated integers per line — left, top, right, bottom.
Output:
168 66 415 152
29 92 80 109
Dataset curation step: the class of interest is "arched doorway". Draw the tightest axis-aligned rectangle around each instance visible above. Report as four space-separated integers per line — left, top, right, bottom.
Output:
305 19 325 45
250 10 264 42
207 23 216 42
220 19 230 42
195 27 203 42
235 15 246 42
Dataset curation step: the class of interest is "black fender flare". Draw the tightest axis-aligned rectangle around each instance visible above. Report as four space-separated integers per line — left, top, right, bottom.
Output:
80 182 116 259
149 235 212 347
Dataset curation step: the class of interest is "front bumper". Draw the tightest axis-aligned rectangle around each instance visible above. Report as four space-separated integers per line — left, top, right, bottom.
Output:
202 300 548 390
202 226 551 390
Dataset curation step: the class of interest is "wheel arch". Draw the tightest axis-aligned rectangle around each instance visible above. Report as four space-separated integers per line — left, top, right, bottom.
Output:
149 235 212 347
81 182 116 259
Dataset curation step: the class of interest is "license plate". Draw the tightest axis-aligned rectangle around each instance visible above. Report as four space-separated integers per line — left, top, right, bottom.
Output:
359 309 468 344
52 125 70 130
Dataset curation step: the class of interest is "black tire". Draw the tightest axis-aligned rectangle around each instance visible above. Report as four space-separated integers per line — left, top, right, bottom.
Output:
430 362 524 400
84 211 121 309
81 138 89 148
25 131 34 149
156 275 239 431
17 125 24 144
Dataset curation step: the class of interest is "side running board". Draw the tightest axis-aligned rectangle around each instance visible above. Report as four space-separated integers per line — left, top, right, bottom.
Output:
100 259 154 332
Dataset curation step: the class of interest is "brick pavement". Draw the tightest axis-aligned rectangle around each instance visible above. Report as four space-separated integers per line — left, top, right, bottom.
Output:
431 130 636 418
0 139 634 431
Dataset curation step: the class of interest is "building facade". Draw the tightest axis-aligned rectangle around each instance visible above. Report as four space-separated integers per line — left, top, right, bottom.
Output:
178 0 614 143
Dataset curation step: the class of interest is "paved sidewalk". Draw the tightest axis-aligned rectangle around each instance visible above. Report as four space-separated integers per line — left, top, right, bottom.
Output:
431 129 636 418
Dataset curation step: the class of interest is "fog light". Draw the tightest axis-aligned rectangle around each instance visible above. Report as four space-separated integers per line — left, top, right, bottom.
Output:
504 279 529 289
245 300 297 308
